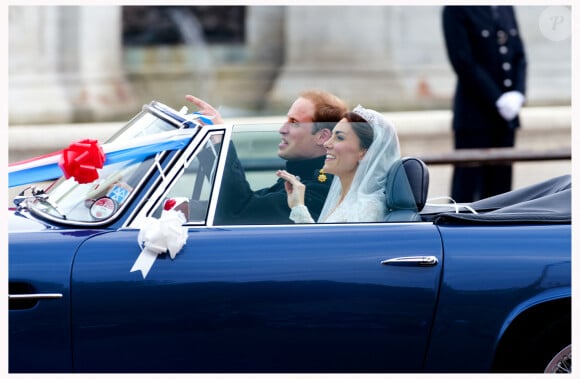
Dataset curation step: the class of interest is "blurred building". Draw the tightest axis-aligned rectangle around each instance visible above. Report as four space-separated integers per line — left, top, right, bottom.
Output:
8 5 571 125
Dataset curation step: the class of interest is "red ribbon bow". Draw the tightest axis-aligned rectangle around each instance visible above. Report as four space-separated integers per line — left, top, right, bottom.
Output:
59 139 105 184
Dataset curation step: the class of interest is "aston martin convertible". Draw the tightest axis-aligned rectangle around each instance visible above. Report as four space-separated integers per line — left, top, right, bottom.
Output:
8 101 571 373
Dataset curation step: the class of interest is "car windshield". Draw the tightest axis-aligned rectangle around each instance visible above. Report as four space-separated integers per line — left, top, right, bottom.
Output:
23 102 194 224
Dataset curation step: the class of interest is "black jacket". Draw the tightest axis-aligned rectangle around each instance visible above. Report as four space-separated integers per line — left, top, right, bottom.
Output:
213 144 332 225
443 6 527 132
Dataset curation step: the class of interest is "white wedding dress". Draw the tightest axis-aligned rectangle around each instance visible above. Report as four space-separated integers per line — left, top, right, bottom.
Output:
289 105 400 224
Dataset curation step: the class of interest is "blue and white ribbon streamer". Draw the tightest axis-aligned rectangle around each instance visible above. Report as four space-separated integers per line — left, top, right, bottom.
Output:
9 128 199 188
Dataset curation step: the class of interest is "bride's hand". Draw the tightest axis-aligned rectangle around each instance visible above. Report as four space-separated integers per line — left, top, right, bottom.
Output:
185 94 224 125
276 170 306 208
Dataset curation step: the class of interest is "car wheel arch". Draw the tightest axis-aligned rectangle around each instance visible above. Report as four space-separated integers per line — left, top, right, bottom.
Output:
492 296 570 372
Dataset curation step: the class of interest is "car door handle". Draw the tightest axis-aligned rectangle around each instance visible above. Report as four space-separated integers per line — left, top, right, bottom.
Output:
8 293 63 300
9 293 63 310
380 256 439 266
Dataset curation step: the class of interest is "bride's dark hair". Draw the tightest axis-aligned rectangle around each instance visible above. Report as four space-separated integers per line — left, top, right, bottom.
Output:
343 111 374 150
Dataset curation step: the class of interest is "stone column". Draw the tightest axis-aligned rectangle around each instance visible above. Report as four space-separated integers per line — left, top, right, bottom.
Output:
267 6 407 111
9 7 73 124
8 6 138 125
212 6 285 112
246 6 285 65
61 6 138 122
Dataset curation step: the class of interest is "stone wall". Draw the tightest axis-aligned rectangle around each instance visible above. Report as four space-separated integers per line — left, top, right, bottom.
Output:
8 5 571 125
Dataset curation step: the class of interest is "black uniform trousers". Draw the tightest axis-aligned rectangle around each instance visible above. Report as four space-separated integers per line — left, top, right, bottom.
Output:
452 127 515 203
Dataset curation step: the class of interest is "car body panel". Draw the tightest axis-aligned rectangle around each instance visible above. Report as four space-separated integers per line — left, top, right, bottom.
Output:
70 223 442 372
425 224 571 372
9 221 107 372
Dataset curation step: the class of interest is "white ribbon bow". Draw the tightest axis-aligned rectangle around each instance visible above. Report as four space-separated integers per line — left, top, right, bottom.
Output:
131 208 187 279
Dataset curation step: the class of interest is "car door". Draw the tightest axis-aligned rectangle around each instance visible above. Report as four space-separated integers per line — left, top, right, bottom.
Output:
71 222 442 373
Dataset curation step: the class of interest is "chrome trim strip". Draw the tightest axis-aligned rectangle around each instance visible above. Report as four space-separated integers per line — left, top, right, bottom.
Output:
206 129 232 226
146 103 187 128
9 293 63 300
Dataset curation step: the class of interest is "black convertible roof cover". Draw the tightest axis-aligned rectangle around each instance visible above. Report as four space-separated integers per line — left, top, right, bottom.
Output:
422 175 571 225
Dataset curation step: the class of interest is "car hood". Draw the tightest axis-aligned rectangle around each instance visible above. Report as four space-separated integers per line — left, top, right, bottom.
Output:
9 209 55 233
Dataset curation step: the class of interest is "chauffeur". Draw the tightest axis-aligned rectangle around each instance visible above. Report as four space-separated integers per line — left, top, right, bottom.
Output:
443 6 527 202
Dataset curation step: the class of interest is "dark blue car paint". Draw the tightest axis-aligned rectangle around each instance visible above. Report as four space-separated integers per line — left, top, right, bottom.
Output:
9 224 108 372
69 224 443 372
425 224 571 372
10 217 570 372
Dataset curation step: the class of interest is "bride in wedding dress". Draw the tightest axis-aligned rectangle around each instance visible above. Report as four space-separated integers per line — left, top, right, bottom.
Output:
277 105 400 223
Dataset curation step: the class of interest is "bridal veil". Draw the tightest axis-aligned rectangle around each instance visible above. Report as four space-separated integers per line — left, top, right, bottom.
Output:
318 105 401 222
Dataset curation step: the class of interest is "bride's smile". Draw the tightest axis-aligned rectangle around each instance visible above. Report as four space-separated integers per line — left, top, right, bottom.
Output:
322 119 367 185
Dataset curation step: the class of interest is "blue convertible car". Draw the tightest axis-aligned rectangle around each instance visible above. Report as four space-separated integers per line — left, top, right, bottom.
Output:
9 101 571 373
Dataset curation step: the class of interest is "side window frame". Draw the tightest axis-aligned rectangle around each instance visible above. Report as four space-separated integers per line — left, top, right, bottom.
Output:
127 126 229 228
153 134 224 222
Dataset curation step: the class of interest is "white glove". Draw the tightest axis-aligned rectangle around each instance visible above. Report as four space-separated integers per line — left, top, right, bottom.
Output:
495 91 525 121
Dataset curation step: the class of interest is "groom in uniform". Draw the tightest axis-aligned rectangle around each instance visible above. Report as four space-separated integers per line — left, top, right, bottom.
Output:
186 90 347 224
